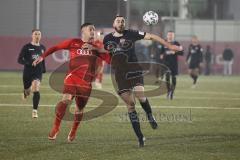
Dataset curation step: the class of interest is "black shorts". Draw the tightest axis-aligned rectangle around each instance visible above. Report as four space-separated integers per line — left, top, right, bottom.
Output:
23 67 42 89
167 66 178 76
189 62 200 69
115 71 144 95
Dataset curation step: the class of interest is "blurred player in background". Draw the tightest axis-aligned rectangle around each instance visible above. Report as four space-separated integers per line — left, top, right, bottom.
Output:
204 45 212 75
17 29 46 118
222 44 234 76
94 31 106 89
186 36 203 88
159 31 184 100
103 16 182 147
33 23 110 142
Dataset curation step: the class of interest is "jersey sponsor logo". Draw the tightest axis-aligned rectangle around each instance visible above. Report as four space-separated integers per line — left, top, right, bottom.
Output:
76 49 92 55
32 54 39 60
29 48 35 51
106 40 133 54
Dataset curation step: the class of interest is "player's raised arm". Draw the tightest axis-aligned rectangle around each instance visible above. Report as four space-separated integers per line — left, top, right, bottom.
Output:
144 33 182 52
32 39 72 66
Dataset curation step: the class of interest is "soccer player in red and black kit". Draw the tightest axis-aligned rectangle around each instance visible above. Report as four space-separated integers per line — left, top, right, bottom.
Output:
186 36 203 88
103 16 182 147
18 29 46 118
159 31 184 100
33 23 110 142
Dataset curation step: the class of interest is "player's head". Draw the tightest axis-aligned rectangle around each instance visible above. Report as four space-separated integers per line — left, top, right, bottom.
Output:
191 35 199 45
81 23 95 41
113 15 125 33
167 31 175 42
31 29 41 43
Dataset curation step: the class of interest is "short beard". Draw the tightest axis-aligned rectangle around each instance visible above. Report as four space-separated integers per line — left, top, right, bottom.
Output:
114 27 124 34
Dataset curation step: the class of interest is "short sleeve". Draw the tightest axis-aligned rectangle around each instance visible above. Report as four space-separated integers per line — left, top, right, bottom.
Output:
129 30 146 41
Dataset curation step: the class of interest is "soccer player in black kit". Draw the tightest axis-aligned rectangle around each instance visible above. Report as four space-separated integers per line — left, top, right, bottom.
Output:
186 36 203 88
103 16 182 147
159 31 184 100
18 29 46 118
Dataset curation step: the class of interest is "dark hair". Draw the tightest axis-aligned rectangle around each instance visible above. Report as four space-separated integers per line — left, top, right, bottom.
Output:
81 23 94 30
32 29 41 33
114 15 125 20
167 30 175 33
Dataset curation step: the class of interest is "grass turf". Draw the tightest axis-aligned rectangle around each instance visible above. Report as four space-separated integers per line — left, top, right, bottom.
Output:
0 72 240 160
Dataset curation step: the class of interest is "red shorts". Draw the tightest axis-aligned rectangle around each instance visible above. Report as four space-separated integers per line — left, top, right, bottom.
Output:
63 73 92 98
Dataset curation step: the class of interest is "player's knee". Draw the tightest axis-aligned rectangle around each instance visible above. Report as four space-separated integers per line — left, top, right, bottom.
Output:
62 94 73 104
134 91 145 102
127 104 136 112
133 86 145 99
31 80 40 92
61 98 72 105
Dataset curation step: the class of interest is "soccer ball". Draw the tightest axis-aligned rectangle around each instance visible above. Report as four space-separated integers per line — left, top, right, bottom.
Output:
143 11 159 25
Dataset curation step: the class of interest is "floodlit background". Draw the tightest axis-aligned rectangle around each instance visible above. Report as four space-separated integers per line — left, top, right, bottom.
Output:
0 0 240 74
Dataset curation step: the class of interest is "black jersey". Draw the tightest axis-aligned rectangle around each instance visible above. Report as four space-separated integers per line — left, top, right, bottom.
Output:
103 29 146 62
18 43 46 73
186 44 203 65
160 41 183 75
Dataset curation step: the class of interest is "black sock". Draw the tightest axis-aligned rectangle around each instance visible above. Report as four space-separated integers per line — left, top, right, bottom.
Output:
33 91 40 110
140 98 152 115
193 75 198 84
190 74 197 84
172 76 176 93
128 111 143 140
166 73 171 92
190 74 194 80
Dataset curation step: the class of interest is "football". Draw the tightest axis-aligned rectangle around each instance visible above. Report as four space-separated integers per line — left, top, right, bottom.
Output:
143 11 159 25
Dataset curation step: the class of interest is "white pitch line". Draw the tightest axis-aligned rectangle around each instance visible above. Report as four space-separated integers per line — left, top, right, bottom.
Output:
0 103 239 110
1 84 240 96
0 93 239 101
178 90 240 96
0 85 50 88
0 93 60 96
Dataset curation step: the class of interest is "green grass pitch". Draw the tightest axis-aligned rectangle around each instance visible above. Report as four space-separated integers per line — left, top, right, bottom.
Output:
0 72 240 160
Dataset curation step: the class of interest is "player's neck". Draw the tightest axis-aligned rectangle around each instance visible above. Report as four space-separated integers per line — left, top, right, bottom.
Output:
31 41 40 46
113 31 123 37
82 37 93 43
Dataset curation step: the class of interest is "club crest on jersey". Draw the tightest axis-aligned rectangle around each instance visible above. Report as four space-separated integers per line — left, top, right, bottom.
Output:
77 49 92 55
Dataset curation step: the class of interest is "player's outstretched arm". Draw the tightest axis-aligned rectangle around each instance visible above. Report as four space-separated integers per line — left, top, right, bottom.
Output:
144 33 182 52
32 39 72 66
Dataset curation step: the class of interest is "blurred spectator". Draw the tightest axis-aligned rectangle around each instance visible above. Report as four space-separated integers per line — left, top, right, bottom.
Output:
222 45 234 75
204 45 212 75
153 42 164 82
